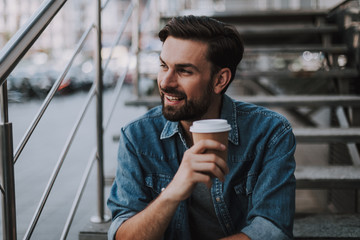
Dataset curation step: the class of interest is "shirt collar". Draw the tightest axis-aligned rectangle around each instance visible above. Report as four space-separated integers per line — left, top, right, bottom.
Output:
160 120 179 140
220 94 239 145
160 94 239 145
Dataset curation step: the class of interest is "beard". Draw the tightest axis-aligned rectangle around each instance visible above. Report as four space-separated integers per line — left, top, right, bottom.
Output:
160 79 215 122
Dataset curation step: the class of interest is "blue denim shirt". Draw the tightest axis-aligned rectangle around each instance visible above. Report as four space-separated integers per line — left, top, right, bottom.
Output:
107 94 296 240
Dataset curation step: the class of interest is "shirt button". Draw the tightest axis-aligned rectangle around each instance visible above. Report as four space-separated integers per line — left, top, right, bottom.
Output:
215 197 221 202
161 187 165 192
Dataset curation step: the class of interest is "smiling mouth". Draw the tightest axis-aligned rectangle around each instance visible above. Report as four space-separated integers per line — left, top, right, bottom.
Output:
165 94 184 102
161 92 186 106
160 87 186 105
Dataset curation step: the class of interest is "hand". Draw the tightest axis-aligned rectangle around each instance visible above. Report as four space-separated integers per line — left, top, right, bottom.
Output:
163 139 229 202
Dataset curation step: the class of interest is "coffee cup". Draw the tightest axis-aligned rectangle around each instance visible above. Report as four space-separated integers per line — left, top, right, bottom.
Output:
190 119 231 161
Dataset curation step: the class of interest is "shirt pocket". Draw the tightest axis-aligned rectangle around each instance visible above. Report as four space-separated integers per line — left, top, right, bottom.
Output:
234 173 257 196
145 174 172 196
233 173 258 211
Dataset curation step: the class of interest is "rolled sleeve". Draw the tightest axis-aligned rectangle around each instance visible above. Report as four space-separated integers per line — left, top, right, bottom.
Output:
107 216 125 240
241 216 291 240
245 126 296 238
106 127 151 239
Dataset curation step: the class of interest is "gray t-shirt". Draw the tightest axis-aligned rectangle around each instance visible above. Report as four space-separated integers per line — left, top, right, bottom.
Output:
189 183 226 240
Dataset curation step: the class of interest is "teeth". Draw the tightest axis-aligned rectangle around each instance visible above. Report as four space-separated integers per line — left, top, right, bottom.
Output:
166 95 182 101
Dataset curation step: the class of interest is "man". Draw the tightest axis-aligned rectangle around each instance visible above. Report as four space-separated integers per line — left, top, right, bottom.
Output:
107 15 296 240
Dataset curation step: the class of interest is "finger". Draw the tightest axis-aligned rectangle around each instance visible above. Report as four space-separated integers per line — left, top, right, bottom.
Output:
192 172 213 188
191 161 227 182
207 153 229 175
192 153 229 176
190 139 226 154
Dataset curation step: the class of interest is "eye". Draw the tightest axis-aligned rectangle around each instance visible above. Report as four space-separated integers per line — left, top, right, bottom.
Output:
179 68 192 74
160 63 168 70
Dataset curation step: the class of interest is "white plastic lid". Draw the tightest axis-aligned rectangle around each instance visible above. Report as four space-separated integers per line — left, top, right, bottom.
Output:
190 119 231 133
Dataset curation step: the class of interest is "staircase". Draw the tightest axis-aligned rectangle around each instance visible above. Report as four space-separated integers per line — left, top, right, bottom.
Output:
79 2 360 239
122 0 360 239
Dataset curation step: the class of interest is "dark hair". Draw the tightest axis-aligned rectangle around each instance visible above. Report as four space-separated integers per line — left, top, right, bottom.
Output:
158 15 244 93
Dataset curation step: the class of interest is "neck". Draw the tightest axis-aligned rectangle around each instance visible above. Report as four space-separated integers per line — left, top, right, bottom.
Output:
180 120 194 146
180 95 223 146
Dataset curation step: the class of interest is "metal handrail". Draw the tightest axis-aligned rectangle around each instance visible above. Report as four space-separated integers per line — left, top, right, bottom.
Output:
60 148 97 240
23 83 96 240
0 80 16 239
13 24 94 164
60 66 129 239
94 0 106 224
328 0 353 14
0 0 68 85
336 107 360 165
103 3 135 74
59 2 135 236
0 0 142 239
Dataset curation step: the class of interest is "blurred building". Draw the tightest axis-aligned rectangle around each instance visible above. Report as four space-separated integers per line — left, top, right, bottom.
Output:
159 0 343 13
0 0 131 54
1 0 343 52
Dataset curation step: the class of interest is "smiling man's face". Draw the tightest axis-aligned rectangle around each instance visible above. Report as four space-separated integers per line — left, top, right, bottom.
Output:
157 36 217 122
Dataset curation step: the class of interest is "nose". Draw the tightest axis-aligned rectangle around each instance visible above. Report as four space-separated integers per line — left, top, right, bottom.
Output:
158 69 177 90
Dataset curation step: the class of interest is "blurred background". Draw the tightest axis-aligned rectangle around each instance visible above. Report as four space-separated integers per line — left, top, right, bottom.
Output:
0 0 346 102
1 0 360 239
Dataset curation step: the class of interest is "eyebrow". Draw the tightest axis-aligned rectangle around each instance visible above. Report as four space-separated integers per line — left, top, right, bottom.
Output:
159 56 200 72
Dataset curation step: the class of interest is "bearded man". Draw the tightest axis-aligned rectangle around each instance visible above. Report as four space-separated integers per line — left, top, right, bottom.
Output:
107 15 296 240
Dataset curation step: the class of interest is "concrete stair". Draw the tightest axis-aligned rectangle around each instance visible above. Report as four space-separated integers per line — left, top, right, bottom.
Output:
125 94 360 108
79 214 360 240
86 1 360 239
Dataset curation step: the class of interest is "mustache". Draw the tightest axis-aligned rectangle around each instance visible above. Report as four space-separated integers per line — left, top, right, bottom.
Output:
160 87 186 98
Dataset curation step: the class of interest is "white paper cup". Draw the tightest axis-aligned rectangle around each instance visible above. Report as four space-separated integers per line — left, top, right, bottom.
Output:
190 119 231 161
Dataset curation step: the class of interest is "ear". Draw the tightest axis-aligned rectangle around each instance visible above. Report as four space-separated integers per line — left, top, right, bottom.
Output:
213 68 231 94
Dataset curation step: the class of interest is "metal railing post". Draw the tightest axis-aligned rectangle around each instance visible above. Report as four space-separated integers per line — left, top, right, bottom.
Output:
0 81 17 240
91 0 110 224
132 0 140 98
